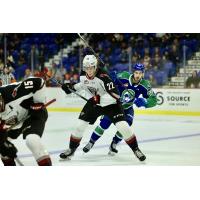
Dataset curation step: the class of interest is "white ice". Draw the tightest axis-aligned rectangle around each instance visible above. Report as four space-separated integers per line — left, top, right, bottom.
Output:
12 112 200 166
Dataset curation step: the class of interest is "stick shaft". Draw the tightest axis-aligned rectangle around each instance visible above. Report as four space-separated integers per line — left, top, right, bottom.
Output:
78 33 105 65
50 77 88 101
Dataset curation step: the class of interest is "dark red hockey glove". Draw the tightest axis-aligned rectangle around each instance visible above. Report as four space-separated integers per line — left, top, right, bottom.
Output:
0 120 10 132
90 95 100 105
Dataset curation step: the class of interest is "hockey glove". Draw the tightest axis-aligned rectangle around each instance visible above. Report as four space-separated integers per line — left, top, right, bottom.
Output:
0 140 18 159
0 120 11 133
89 95 100 105
134 98 147 108
61 83 75 94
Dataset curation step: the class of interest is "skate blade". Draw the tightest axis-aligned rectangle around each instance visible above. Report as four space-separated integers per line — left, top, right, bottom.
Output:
59 156 72 161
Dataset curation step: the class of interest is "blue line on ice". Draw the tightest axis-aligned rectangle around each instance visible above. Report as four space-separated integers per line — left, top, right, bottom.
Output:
18 132 200 158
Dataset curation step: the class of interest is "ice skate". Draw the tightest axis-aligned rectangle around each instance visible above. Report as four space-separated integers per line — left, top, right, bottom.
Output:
108 141 118 156
59 149 75 160
133 147 146 161
83 141 94 153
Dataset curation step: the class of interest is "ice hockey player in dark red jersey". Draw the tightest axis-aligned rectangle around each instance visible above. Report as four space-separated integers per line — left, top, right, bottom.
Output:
59 55 146 162
0 77 52 166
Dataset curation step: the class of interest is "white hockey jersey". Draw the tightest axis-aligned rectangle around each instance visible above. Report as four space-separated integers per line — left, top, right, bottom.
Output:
74 68 120 107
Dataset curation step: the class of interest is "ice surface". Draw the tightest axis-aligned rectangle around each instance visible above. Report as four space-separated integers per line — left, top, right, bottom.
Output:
13 112 200 166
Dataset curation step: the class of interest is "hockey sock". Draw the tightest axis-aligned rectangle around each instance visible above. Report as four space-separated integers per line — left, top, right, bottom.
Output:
112 131 123 144
90 125 105 143
125 135 138 150
1 157 16 166
26 134 51 164
69 135 82 149
37 156 52 166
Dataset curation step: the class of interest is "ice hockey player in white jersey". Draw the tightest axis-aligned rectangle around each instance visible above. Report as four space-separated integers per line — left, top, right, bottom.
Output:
0 77 52 166
59 55 146 162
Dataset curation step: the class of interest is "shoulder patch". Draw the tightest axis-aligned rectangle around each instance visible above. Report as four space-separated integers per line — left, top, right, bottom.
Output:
118 71 130 80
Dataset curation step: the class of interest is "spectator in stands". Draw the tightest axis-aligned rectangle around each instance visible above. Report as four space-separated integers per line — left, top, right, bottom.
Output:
143 47 150 58
38 44 47 71
72 73 79 84
168 44 181 67
120 49 128 63
6 52 15 69
152 47 161 58
0 59 4 69
69 65 78 76
0 66 16 86
186 70 200 88
24 68 33 79
18 49 27 66
0 48 4 61
132 52 140 66
64 73 71 84
28 44 39 71
148 74 158 88
143 55 152 71
49 62 64 85
152 53 163 70
55 34 64 49
54 69 63 84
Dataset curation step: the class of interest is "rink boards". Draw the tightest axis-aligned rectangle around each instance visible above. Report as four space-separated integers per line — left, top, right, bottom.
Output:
45 88 200 116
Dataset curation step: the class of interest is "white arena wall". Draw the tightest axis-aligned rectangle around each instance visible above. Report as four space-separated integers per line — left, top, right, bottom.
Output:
46 88 200 116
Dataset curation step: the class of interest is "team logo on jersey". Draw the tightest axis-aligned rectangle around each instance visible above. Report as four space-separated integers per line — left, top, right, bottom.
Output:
12 83 21 98
12 88 17 97
87 86 97 95
120 89 135 103
84 80 89 84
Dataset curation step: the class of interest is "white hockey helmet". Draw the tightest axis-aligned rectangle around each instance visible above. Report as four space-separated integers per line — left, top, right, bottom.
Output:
82 55 98 71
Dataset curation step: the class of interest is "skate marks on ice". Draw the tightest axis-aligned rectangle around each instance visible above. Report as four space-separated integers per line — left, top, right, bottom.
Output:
15 113 200 166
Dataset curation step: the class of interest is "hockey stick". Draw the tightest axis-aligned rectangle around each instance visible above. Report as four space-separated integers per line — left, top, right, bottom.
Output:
44 65 88 102
78 33 105 66
15 157 24 166
49 76 88 101
77 33 134 98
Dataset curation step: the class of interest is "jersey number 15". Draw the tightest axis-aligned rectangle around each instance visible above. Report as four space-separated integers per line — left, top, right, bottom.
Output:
24 81 34 89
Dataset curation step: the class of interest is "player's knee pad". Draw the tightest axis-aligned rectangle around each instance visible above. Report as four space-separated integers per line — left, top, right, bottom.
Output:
73 119 89 138
115 121 134 140
25 134 49 161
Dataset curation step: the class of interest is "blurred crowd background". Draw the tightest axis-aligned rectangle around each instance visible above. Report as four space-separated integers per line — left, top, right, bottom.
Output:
0 33 200 88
